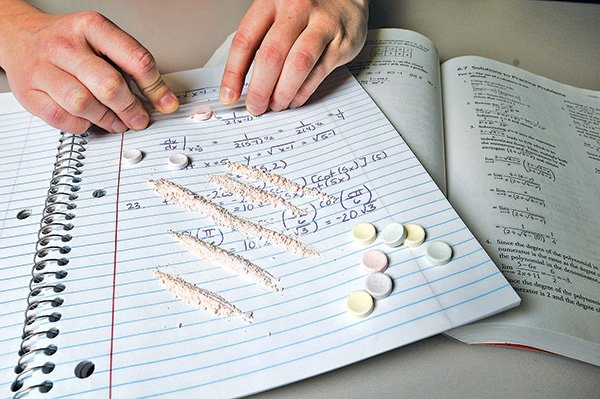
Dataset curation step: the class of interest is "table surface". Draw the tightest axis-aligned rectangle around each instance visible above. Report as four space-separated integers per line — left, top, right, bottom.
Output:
2 1 599 398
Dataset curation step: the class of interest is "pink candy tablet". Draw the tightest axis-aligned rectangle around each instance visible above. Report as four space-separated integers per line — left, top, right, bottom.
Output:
361 249 388 273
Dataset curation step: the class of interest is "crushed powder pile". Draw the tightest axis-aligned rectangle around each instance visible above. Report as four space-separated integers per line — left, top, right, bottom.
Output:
227 161 337 202
153 269 253 324
207 174 307 217
148 178 319 257
170 230 281 292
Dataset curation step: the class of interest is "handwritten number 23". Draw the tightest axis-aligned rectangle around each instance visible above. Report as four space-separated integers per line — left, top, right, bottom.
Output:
126 202 141 210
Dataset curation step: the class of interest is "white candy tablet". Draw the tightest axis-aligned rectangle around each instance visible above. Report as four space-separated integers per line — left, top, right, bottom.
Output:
122 148 143 165
351 223 376 246
404 224 426 248
345 290 374 318
361 249 388 273
381 222 406 247
168 153 189 170
425 241 453 266
365 272 393 299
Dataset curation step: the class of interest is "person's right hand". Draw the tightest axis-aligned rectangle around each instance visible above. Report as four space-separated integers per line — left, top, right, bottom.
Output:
0 2 179 134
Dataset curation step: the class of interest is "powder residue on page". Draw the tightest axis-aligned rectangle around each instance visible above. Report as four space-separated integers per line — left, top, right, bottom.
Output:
207 174 307 217
169 230 281 292
153 269 254 324
148 178 319 256
189 111 214 121
227 161 338 202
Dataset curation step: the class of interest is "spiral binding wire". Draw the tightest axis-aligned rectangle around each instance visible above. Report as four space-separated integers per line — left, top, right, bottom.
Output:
11 131 88 398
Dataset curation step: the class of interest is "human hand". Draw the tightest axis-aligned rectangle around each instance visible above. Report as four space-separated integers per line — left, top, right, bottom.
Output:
0 2 179 134
220 0 368 115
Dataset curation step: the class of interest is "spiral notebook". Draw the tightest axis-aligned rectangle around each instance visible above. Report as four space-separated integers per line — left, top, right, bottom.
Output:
0 67 520 398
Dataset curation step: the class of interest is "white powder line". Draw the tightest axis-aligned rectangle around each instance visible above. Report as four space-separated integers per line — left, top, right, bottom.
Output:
207 174 307 217
148 178 319 257
169 230 281 292
227 161 338 202
152 269 254 324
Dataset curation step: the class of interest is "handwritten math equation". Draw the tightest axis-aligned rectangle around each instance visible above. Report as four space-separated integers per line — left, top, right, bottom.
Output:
133 104 390 256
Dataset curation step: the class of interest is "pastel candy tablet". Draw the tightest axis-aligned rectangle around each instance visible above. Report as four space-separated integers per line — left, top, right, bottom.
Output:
351 223 377 246
345 290 374 318
425 241 453 265
168 153 189 170
381 222 406 247
404 224 426 248
361 249 388 273
365 272 393 299
122 148 143 165
189 111 214 121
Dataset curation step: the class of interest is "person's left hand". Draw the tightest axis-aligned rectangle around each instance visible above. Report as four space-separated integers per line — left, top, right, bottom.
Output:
220 0 369 115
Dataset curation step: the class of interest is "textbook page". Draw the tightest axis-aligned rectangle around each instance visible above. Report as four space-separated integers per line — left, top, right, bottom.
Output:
0 66 519 398
347 28 446 193
442 56 600 365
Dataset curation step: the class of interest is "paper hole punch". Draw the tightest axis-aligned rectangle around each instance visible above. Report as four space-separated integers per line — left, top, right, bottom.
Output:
92 189 106 198
74 360 95 379
16 209 32 220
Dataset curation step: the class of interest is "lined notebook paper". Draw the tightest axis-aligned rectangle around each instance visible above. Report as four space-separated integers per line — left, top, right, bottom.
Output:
0 67 520 398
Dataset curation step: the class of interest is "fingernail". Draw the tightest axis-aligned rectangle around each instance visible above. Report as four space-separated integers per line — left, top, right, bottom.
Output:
112 119 128 133
245 103 263 116
159 93 179 113
130 113 149 130
220 86 236 105
289 101 301 109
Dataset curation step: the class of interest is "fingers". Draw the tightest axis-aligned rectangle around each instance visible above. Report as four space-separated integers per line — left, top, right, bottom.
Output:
25 90 91 134
244 15 313 115
54 52 149 131
32 65 126 133
220 1 277 106
268 28 332 112
289 56 334 109
223 0 368 116
82 13 179 115
1 9 178 134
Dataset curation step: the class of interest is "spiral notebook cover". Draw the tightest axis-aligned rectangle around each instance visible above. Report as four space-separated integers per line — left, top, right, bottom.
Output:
0 67 519 398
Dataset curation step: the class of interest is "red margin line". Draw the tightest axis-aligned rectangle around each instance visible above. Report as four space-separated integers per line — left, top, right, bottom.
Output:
108 133 125 398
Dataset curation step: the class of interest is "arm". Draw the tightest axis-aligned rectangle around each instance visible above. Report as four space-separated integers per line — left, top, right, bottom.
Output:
0 0 179 133
220 0 369 115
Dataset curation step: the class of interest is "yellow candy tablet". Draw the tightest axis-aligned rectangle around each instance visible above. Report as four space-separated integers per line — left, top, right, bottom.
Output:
345 290 374 318
404 224 426 248
351 223 377 246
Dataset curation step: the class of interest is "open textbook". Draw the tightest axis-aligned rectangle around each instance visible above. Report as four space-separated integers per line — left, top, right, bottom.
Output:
348 29 599 365
207 27 600 365
206 28 600 365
